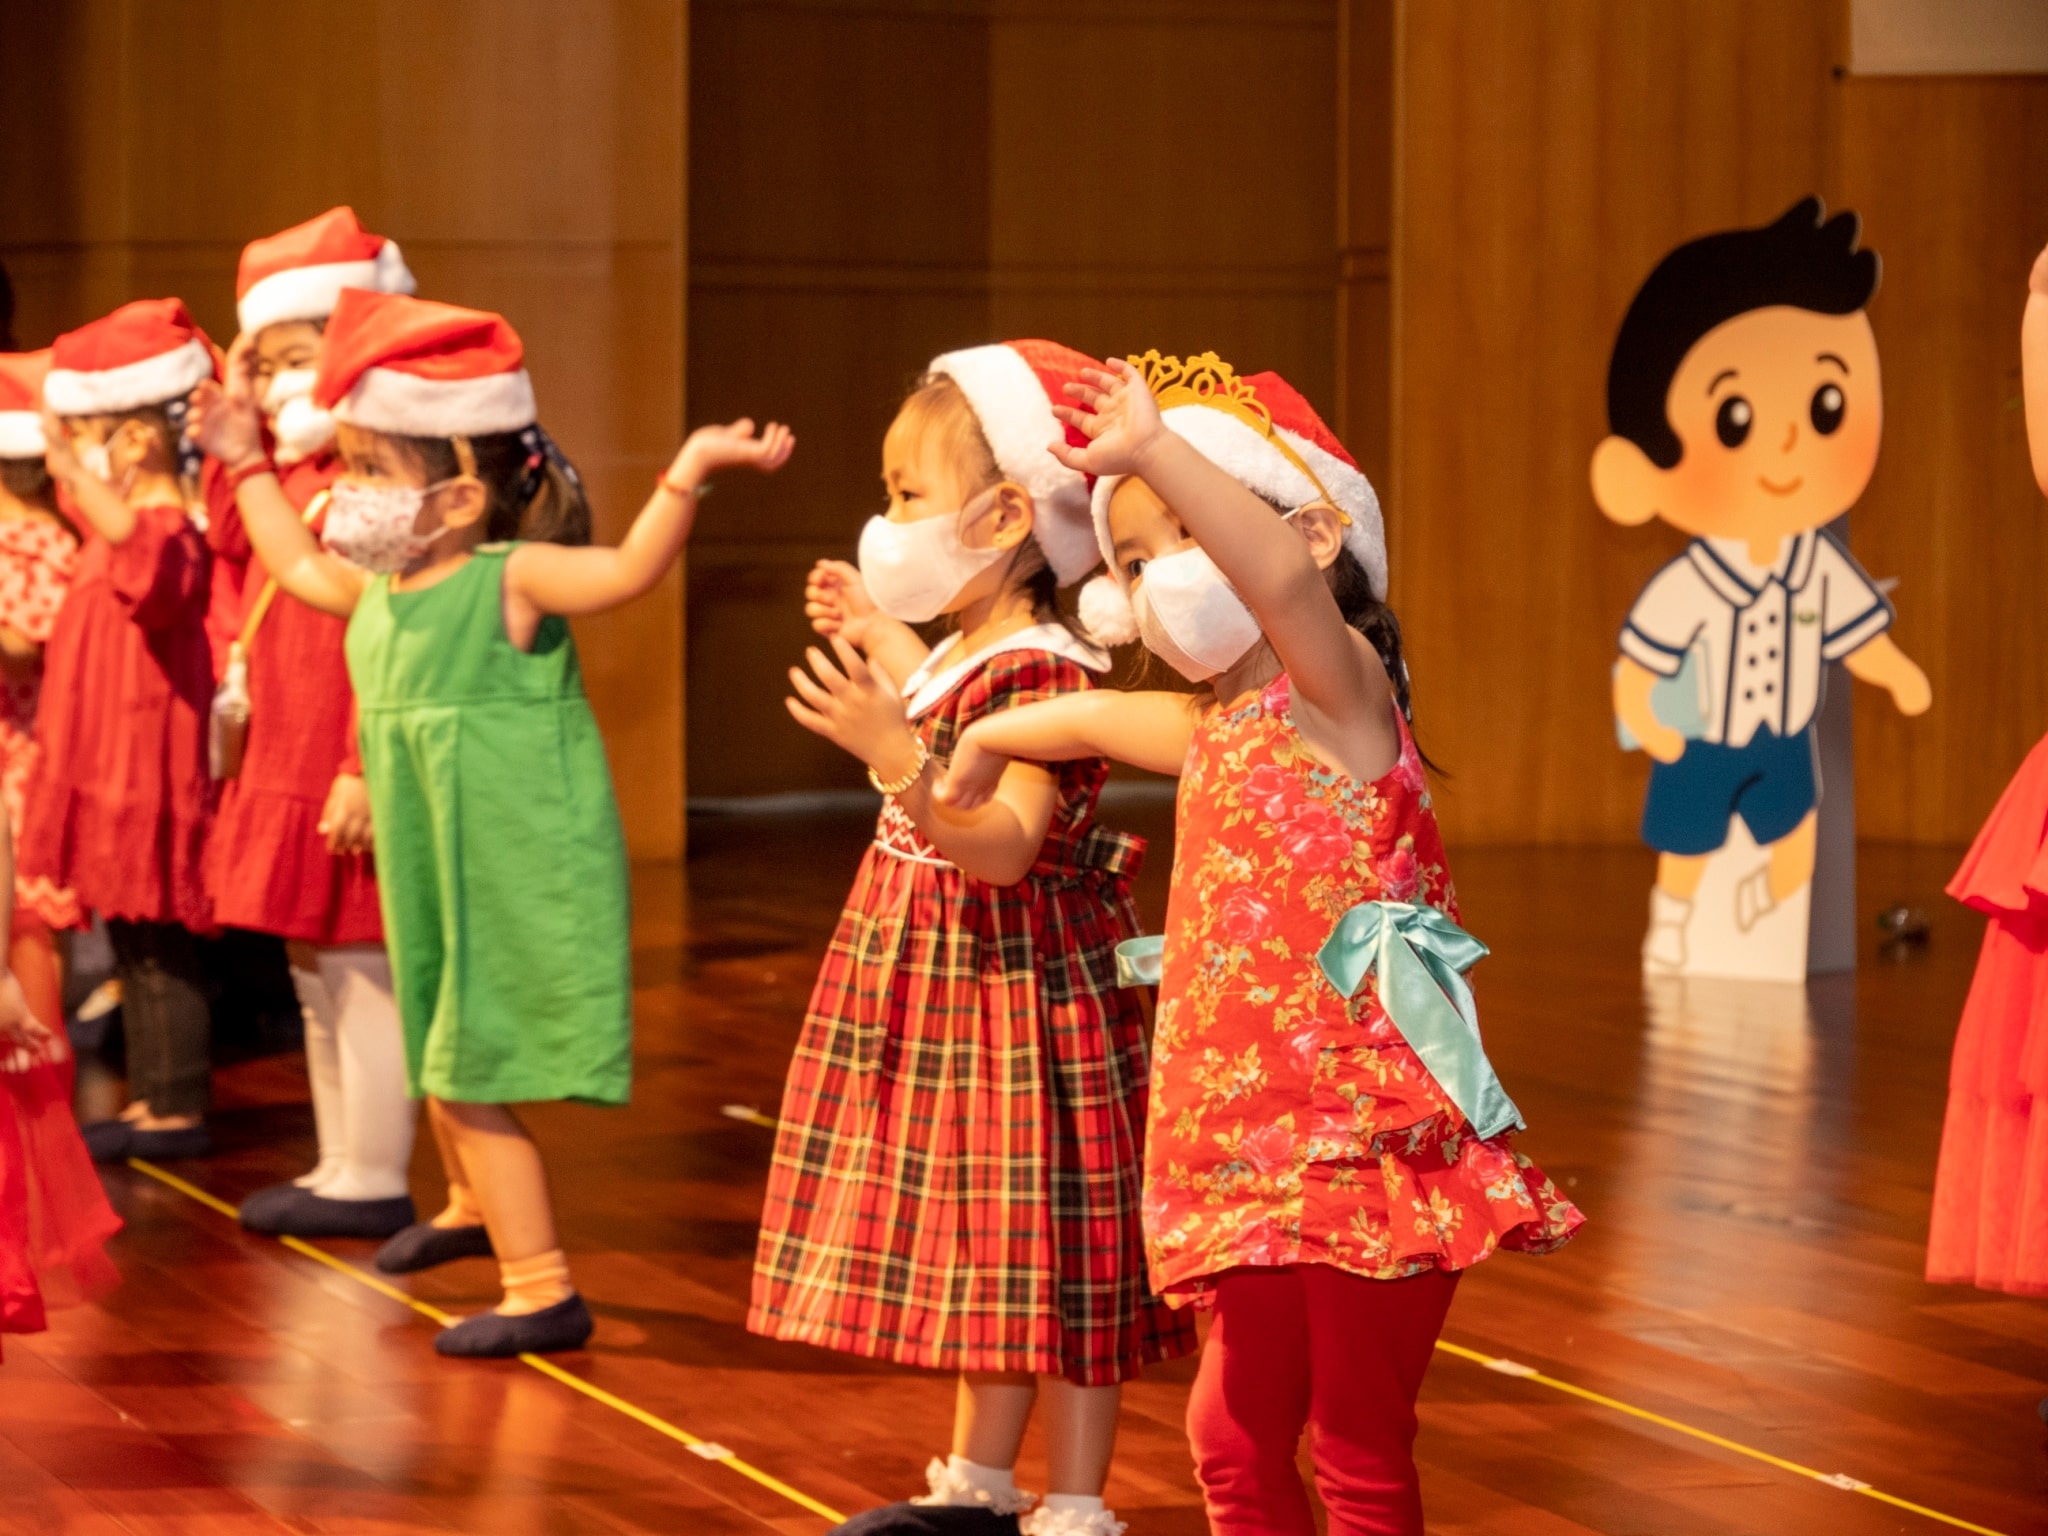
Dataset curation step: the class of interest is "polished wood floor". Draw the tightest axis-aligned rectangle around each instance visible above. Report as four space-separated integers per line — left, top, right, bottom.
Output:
3 802 2045 1534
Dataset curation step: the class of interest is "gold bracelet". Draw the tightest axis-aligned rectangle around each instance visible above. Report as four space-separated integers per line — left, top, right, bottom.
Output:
867 738 930 797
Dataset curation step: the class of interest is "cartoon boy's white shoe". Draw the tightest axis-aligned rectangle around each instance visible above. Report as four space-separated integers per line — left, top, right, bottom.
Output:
1643 888 1692 971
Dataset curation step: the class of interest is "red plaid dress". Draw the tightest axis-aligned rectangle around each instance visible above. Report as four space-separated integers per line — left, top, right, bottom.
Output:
750 629 1198 1385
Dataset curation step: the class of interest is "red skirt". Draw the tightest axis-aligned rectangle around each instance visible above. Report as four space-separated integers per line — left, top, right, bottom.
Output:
1929 732 2048 1293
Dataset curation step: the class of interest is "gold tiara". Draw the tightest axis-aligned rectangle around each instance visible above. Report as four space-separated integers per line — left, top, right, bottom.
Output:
1125 349 1338 509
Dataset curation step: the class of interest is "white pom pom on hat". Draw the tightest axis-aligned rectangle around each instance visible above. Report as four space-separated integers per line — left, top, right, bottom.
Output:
1087 353 1386 632
1078 572 1140 646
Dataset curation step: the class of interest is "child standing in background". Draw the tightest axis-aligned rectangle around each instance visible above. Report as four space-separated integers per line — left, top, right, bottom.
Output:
943 354 1582 1536
0 351 79 1035
193 288 792 1356
208 209 421 1241
29 300 218 1163
756 341 1195 1536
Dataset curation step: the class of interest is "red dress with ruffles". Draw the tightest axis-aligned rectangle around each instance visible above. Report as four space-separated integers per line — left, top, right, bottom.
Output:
1146 675 1583 1304
1928 732 2048 1294
0 512 81 928
0 1029 122 1358
18 504 213 930
203 454 381 944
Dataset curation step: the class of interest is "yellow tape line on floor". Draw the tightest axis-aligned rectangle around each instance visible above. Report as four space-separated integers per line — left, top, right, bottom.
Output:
1432 1340 2009 1536
126 1158 847 1526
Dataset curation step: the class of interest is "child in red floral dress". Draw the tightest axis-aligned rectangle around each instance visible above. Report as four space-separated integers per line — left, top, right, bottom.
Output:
944 353 1582 1536
0 351 80 1034
754 341 1196 1536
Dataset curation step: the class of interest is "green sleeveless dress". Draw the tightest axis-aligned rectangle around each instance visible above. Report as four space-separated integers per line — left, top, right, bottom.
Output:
345 544 632 1105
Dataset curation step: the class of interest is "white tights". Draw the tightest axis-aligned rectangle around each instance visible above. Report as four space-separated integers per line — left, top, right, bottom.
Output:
290 945 416 1202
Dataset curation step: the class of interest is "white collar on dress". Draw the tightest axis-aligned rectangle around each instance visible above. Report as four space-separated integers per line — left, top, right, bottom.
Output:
900 622 1110 720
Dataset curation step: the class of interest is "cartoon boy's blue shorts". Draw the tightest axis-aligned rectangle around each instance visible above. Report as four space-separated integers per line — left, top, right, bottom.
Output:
1641 726 1818 856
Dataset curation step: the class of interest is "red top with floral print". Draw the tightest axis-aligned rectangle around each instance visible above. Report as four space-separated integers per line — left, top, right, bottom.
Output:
1144 674 1581 1304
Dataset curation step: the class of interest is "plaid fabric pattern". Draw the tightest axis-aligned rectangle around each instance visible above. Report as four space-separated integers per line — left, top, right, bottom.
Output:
750 652 1197 1385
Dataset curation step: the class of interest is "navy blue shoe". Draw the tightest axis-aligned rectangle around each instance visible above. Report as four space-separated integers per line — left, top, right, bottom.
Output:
81 1119 211 1163
433 1293 593 1357
830 1507 1022 1535
240 1186 416 1240
373 1220 495 1274
237 1179 316 1228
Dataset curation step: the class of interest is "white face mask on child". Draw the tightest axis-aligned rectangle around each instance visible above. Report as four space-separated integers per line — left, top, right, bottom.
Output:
856 485 1012 624
1131 544 1264 682
323 478 456 574
262 368 336 464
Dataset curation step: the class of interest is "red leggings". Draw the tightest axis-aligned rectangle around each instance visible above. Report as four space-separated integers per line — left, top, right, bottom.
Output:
1186 1264 1459 1536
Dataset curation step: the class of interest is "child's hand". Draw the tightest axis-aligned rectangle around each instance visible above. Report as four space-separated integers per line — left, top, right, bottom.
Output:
1637 722 1688 765
785 634 923 782
804 559 881 646
668 418 795 493
0 972 54 1054
934 727 1012 812
1049 358 1167 479
318 773 374 855
186 335 268 469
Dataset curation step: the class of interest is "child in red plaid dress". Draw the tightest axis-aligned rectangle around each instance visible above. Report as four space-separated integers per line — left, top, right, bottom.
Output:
754 341 1195 1536
944 354 1582 1536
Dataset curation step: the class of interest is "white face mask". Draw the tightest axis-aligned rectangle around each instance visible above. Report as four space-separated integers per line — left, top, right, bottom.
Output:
322 478 454 574
262 368 335 464
76 437 114 485
1131 544 1263 682
856 485 1011 624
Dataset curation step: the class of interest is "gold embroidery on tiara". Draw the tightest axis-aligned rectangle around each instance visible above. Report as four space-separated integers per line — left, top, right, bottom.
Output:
1124 349 1343 515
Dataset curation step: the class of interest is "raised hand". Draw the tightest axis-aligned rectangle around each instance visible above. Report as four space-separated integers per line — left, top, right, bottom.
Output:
667 417 795 493
1048 358 1167 480
804 559 880 644
784 633 922 782
934 725 1012 812
186 333 268 469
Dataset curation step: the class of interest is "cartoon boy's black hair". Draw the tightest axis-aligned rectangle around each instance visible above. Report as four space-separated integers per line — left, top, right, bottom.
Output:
1606 197 1879 469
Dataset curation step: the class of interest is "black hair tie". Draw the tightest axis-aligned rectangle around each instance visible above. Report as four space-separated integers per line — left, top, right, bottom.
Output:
517 423 581 505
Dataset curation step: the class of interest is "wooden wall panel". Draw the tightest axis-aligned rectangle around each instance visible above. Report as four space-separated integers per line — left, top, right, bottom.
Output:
1840 76 2048 842
688 0 1344 800
0 0 688 857
1385 0 1844 844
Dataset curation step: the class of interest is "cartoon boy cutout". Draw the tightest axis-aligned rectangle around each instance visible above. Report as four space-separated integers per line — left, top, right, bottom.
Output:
1592 199 1932 973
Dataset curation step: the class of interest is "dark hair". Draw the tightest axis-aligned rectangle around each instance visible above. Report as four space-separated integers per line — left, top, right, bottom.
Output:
0 259 16 351
1607 197 1879 469
69 403 199 497
0 457 50 501
392 425 592 545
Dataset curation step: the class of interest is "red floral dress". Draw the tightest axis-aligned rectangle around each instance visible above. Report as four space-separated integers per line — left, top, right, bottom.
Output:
19 504 214 930
1146 674 1582 1303
204 454 381 944
0 512 80 928
750 628 1199 1385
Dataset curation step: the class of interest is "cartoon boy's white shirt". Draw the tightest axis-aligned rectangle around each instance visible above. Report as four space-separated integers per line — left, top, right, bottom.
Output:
1620 529 1892 748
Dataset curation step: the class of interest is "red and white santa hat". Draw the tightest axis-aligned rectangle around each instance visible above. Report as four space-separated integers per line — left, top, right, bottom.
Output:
927 339 1100 585
1079 351 1385 644
237 206 416 336
0 351 50 458
43 299 220 418
313 289 536 438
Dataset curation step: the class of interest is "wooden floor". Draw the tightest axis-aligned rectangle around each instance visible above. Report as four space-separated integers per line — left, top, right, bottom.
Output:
3 802 2045 1534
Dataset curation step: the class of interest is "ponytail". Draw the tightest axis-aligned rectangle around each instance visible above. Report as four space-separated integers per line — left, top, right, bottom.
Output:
1329 548 1441 774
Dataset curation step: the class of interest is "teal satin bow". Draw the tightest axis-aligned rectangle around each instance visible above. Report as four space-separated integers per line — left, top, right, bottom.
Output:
1116 935 1164 988
1315 900 1524 1140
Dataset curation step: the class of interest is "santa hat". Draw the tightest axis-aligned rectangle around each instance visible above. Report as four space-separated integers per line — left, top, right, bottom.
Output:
1078 351 1385 645
927 339 1099 585
43 299 219 418
0 351 49 458
314 289 536 438
237 206 416 335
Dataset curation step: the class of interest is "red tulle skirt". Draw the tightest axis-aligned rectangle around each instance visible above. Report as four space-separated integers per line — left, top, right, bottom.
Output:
1929 732 2048 1294
0 1032 121 1356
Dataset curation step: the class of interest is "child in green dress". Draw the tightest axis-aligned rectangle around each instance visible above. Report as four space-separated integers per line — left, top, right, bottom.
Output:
190 289 793 1356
